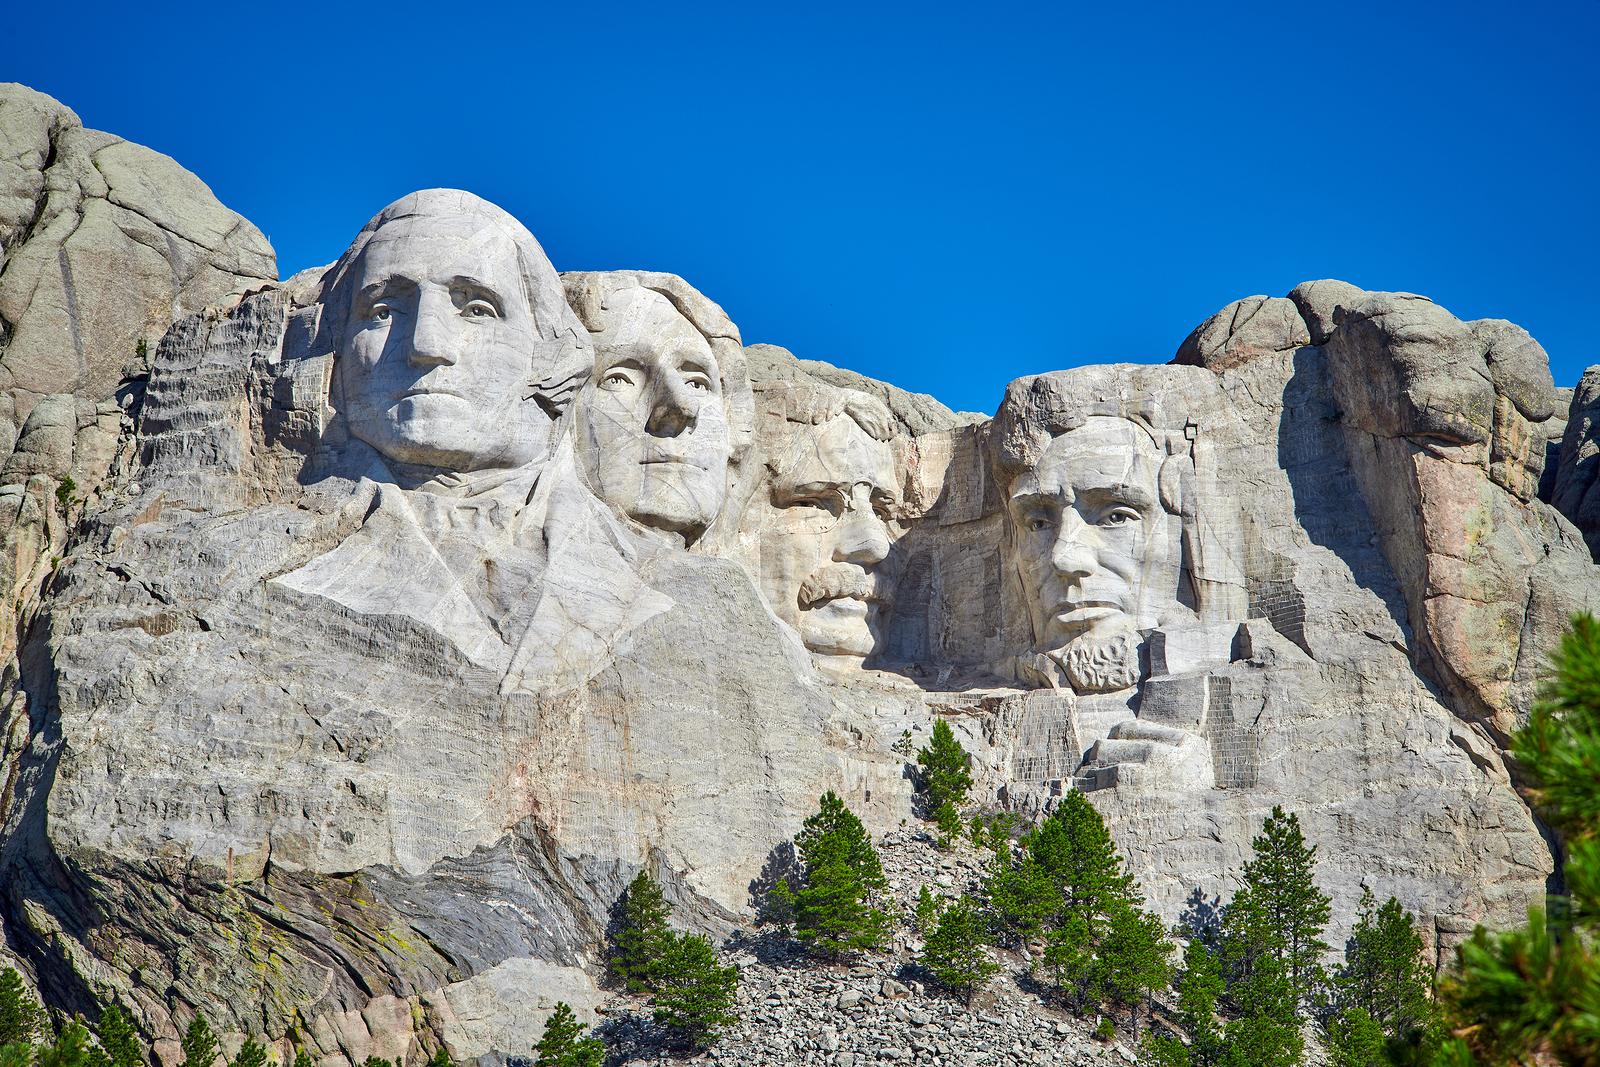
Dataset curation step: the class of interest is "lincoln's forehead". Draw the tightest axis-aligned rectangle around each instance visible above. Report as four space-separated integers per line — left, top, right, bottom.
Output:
1026 417 1162 499
775 416 896 494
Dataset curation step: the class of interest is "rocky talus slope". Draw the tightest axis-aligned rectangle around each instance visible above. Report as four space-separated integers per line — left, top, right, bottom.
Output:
598 830 1147 1067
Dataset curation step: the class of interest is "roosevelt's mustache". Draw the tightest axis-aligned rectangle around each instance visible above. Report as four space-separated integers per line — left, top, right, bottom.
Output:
798 564 891 609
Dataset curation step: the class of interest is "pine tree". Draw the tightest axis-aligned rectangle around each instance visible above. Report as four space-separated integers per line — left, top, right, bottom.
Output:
235 1038 268 1067
613 869 673 992
1035 792 1169 1023
424 1046 451 1067
38 1023 93 1067
1324 1007 1384 1067
95 1007 143 1067
1428 614 1600 1067
790 792 892 957
0 968 44 1049
533 1002 603 1067
984 852 1061 940
1238 806 1330 1016
914 886 942 934
920 895 998 1005
1102 899 1174 1041
1331 887 1431 1040
179 1016 220 1067
650 932 739 1051
1145 936 1225 1067
294 1049 316 1067
917 718 973 812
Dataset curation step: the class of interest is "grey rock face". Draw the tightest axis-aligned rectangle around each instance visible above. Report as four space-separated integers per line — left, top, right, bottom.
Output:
0 92 1590 1067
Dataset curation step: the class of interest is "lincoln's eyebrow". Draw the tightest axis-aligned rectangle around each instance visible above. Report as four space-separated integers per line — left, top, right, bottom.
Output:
1073 480 1157 507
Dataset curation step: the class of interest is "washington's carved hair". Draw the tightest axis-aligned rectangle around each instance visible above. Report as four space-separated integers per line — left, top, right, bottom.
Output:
315 189 594 413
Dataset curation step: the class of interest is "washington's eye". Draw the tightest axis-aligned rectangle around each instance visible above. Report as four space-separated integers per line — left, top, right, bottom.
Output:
685 378 710 392
463 299 498 319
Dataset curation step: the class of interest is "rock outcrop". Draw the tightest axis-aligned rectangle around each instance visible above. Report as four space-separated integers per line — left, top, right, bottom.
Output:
0 83 1593 1067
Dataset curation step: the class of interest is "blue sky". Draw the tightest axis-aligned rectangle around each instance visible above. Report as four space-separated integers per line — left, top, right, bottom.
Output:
7 1 1596 415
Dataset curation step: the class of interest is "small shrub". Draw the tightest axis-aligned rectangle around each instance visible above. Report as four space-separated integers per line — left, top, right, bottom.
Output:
533 1002 602 1067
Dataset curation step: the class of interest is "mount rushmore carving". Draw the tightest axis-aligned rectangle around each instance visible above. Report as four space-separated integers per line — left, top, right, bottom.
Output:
2 82 1598 1066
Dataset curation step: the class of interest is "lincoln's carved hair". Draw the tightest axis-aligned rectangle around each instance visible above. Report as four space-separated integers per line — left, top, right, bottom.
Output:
315 189 594 415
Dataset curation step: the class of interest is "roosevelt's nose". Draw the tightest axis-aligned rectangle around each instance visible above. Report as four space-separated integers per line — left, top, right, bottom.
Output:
407 290 458 368
1050 510 1098 579
645 375 702 437
832 485 890 565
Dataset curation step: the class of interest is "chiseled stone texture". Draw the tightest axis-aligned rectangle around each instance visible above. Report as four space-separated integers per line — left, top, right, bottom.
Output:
0 115 1586 1067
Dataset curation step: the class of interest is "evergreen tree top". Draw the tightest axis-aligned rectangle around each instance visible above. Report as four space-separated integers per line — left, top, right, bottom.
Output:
796 791 886 891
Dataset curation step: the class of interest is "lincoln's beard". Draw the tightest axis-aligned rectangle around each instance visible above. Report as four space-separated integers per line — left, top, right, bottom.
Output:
1048 629 1141 693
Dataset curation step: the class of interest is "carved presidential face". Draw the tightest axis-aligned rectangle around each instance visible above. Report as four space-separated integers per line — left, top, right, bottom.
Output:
760 412 897 659
1007 416 1181 658
580 288 730 542
339 214 544 471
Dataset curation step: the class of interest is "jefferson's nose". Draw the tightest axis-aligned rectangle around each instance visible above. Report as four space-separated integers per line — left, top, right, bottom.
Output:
407 291 458 368
1050 510 1097 578
833 485 890 565
646 376 702 437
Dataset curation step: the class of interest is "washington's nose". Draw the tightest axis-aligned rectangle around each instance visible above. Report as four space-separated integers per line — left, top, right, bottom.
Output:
833 486 890 565
646 376 702 437
1050 511 1097 578
407 292 458 368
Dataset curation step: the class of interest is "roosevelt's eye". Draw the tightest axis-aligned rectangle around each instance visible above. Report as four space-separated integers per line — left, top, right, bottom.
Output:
463 299 498 319
1027 516 1053 532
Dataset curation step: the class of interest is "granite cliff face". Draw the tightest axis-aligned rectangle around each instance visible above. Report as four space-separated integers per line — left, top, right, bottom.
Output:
0 84 1594 1067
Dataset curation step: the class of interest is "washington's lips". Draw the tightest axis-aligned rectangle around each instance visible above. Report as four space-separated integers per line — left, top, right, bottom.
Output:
799 564 890 610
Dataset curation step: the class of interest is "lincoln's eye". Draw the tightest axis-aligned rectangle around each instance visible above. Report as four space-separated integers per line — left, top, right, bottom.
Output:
463 299 497 319
372 304 392 322
1101 507 1139 526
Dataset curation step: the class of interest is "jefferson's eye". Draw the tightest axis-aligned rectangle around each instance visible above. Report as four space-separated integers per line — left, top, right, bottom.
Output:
603 372 633 388
463 300 498 319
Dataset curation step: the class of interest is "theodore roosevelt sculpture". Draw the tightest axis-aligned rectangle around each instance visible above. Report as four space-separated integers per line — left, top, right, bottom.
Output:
749 381 900 664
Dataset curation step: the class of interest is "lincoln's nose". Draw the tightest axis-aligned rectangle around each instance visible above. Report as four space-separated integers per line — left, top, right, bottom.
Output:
1050 510 1097 578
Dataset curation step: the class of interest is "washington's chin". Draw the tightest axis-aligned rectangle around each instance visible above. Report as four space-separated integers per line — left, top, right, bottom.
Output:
799 598 885 657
